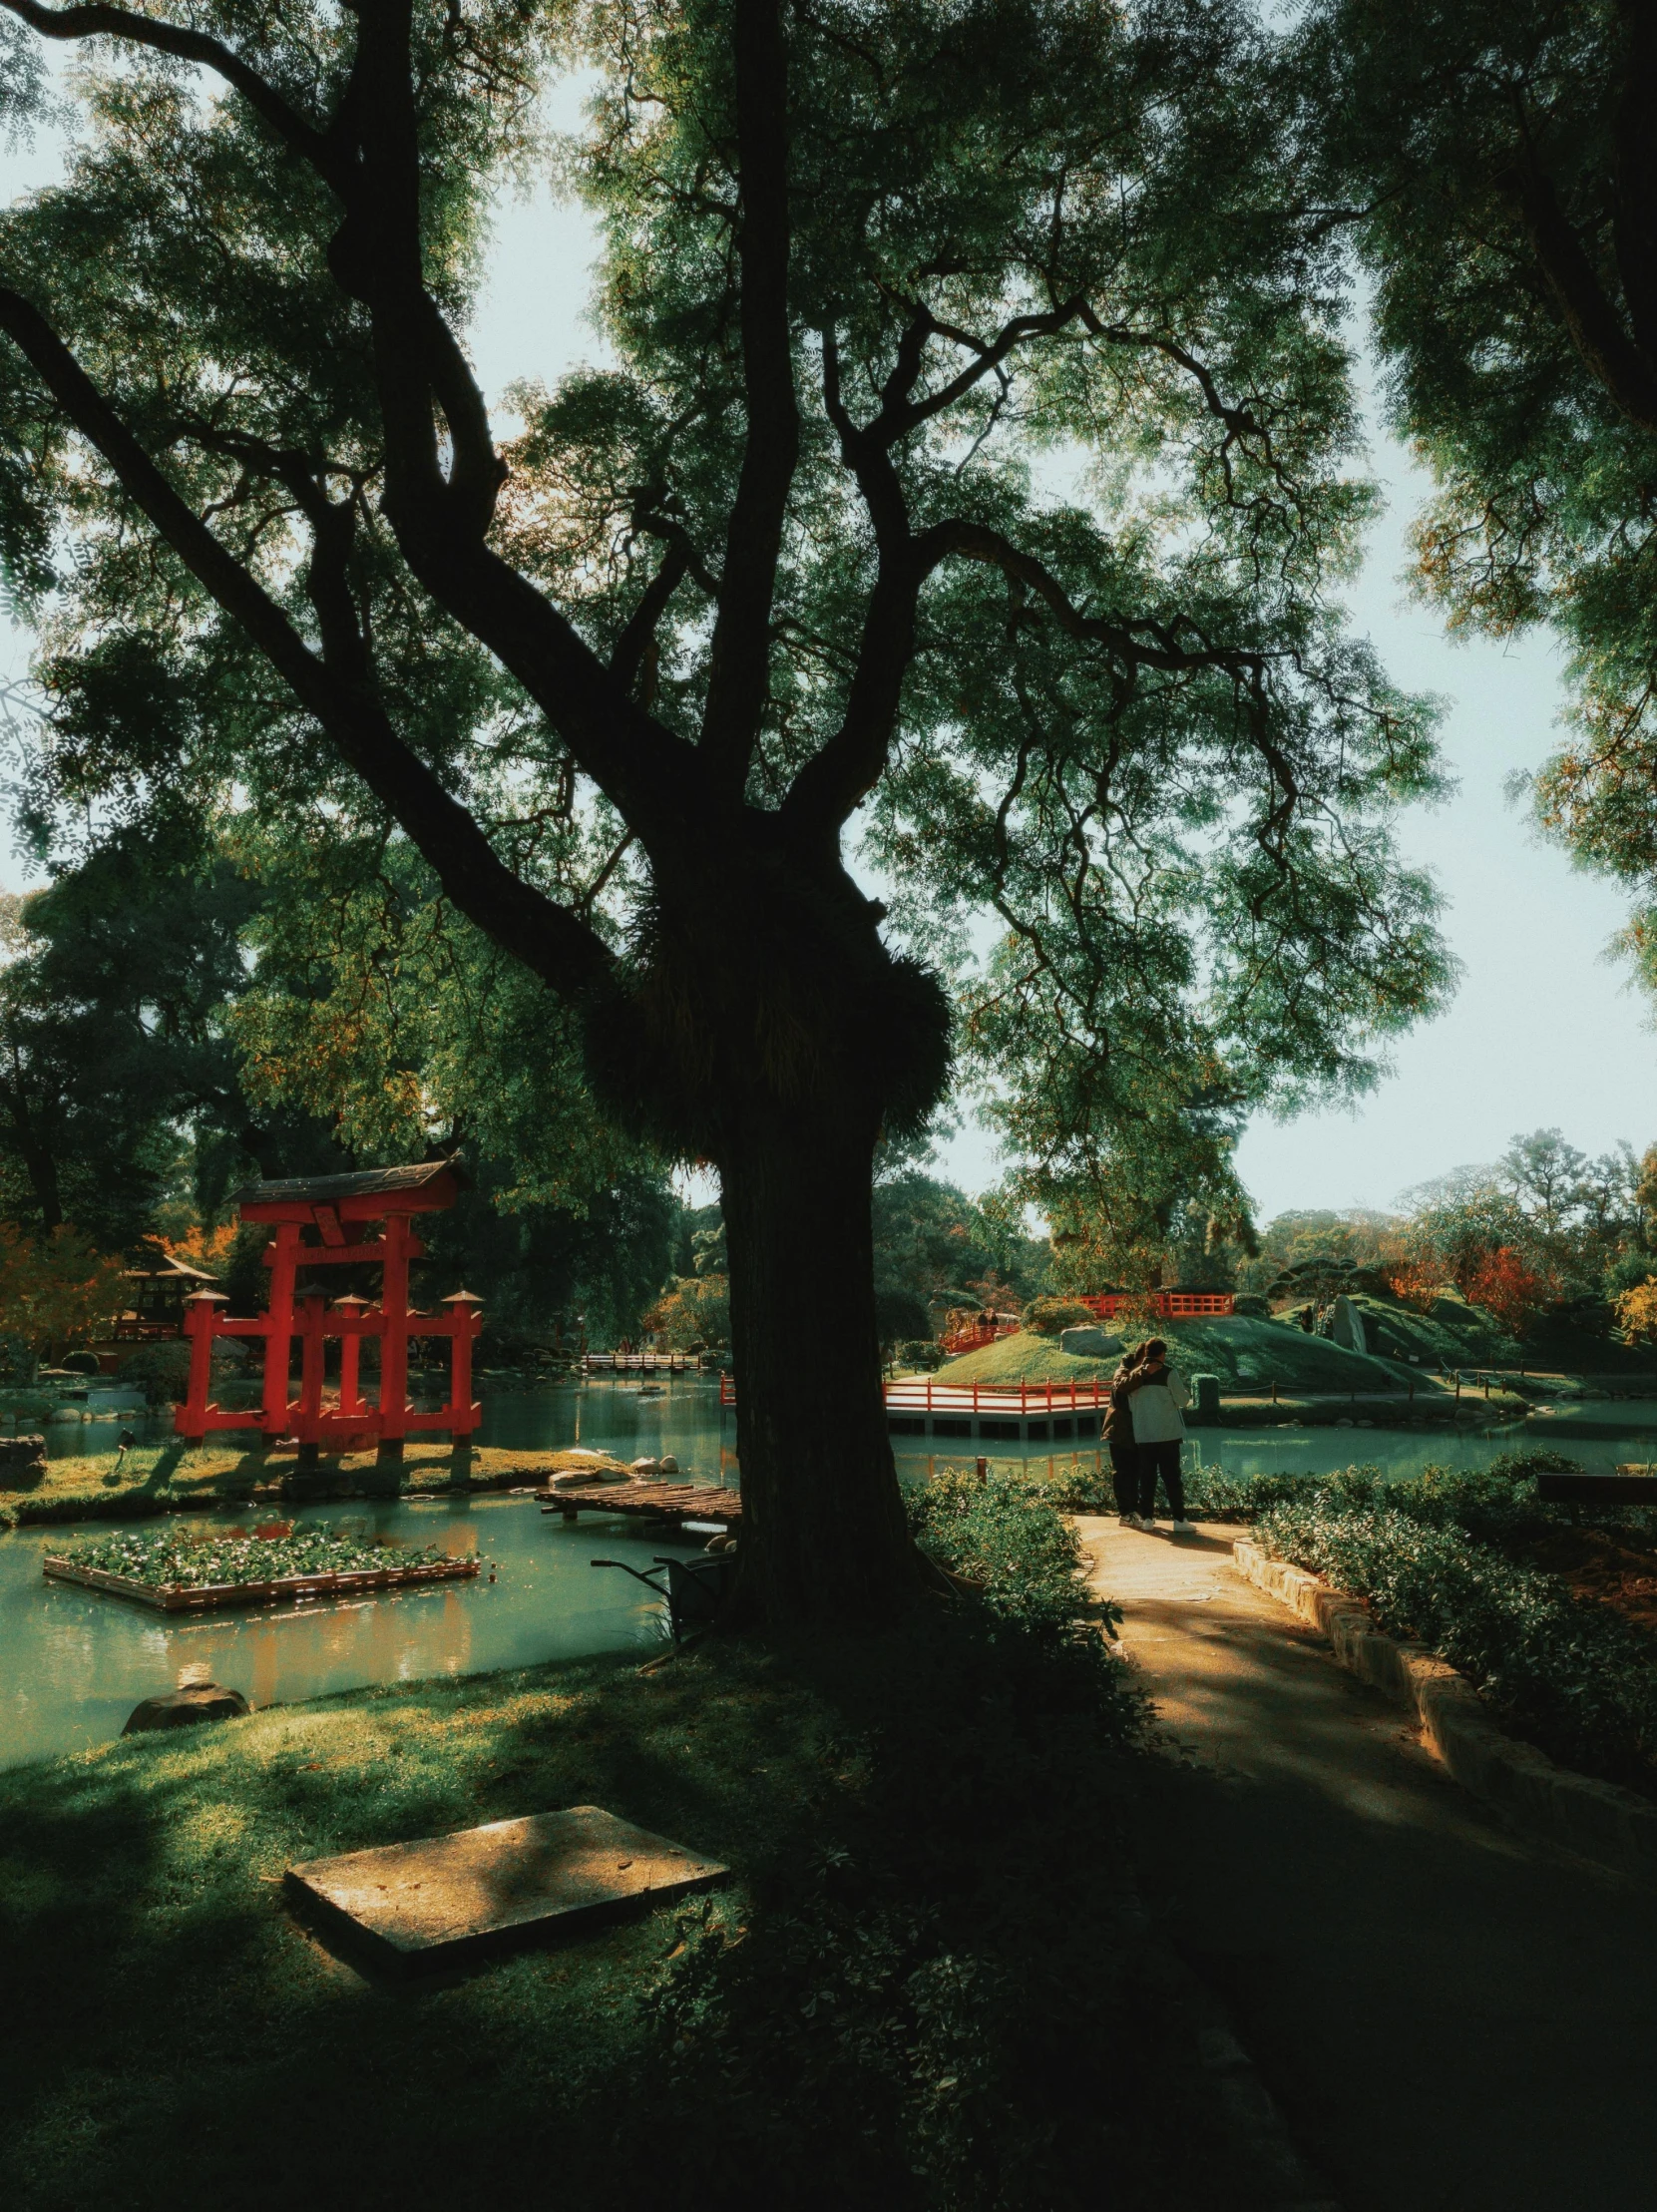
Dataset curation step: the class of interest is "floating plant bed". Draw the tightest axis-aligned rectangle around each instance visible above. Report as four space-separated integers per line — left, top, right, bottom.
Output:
41 1526 476 1613
43 1555 478 1612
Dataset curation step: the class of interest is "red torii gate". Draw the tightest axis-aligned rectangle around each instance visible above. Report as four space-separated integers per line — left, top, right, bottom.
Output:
176 1161 482 1461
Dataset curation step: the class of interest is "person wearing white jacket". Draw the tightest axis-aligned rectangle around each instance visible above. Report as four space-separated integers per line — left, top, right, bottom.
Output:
1124 1339 1195 1534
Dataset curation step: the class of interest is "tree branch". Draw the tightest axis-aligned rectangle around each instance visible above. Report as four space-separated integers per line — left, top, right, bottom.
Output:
782 515 1282 836
0 0 343 183
609 542 688 698
1508 156 1657 432
778 329 930 835
0 283 617 1001
697 0 799 794
329 0 700 838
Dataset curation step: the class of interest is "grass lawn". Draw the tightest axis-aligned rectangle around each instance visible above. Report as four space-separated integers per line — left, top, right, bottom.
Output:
0 1441 631 1528
0 1487 1258 2212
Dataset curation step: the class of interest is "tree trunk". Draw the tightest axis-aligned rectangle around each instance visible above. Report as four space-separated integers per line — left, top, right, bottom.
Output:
719 1100 919 1625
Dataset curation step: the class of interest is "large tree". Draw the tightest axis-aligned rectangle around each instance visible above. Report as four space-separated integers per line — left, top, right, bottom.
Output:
0 0 1446 1621
0 815 272 1242
1300 0 1657 980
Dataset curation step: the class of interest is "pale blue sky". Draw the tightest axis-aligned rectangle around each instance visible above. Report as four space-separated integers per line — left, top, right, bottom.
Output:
3 73 1652 1226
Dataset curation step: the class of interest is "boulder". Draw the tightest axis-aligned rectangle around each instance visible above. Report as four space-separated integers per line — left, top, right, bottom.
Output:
1189 1372 1221 1424
630 1456 661 1476
658 1455 680 1475
0 1434 46 1482
1058 1327 1121 1359
122 1683 249 1735
1330 1295 1368 1355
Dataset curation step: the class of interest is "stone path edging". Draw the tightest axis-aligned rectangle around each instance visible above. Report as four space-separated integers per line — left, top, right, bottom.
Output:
1232 1538 1657 1882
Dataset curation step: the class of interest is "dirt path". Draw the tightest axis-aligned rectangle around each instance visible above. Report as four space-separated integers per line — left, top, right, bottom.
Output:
1079 1515 1657 2212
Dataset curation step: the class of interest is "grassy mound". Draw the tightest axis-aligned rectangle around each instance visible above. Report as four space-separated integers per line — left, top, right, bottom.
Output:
939 1318 1426 1396
1341 1290 1518 1369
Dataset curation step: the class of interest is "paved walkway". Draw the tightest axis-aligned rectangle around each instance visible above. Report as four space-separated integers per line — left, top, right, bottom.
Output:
1078 1516 1657 2212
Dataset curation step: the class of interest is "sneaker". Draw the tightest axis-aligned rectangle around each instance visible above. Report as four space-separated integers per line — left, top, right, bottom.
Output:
1117 1513 1134 1528
1172 1519 1196 1535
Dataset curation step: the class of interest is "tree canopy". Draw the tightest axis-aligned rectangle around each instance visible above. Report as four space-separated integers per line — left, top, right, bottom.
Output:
0 0 1452 1616
1302 0 1657 992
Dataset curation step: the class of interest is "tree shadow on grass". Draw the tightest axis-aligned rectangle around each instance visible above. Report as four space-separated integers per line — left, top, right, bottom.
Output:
0 1620 1235 2212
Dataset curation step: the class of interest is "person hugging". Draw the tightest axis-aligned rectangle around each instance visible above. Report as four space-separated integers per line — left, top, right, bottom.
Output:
1123 1338 1196 1536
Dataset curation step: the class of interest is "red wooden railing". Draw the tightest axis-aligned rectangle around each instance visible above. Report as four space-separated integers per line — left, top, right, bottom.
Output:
938 1317 1021 1356
719 1373 1108 1417
1082 1291 1233 1319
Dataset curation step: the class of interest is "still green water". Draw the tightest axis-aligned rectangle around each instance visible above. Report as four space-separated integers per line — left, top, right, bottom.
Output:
2 1375 736 1769
8 1374 1656 1769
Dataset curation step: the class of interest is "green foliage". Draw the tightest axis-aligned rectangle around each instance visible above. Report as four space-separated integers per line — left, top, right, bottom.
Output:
0 1222 128 1361
0 0 1450 1294
113 1340 194 1405
1300 1 1657 1007
1255 1491 1657 1791
1020 1297 1095 1338
0 819 288 1244
871 1172 1048 1326
649 1270 730 1352
62 1523 435 1588
909 1467 1105 1633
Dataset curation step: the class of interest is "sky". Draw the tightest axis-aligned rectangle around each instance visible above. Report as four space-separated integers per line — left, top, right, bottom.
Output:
3 71 1654 1229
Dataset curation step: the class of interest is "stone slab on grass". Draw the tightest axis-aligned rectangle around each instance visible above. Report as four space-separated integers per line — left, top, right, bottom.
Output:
286 1806 728 1973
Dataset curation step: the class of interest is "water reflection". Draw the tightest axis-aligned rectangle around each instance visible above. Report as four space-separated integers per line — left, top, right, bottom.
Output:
14 1374 1657 1770
0 1493 701 1769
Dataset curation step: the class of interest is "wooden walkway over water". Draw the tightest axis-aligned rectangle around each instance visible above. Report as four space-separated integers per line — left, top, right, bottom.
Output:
718 1373 1108 1444
538 1480 741 1529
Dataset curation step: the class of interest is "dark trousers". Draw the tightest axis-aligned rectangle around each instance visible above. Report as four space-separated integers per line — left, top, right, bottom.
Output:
1107 1440 1138 1515
1135 1438 1186 1520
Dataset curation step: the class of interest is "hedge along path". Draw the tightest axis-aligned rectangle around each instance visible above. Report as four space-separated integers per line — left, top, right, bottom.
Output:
1074 1514 1657 2212
1231 1538 1657 1881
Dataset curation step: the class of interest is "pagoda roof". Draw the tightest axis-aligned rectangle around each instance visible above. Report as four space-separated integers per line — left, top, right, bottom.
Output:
125 1239 221 1284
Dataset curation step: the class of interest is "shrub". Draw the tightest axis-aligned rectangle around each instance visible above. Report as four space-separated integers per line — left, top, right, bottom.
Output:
1020 1297 1094 1337
875 1289 932 1344
909 1466 1100 1630
1253 1494 1657 1790
1615 1277 1657 1347
1230 1291 1270 1317
897 1338 946 1371
116 1341 194 1403
648 1272 730 1350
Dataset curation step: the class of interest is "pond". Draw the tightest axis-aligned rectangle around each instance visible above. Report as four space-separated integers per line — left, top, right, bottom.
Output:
10 1374 1657 1769
0 1493 709 1770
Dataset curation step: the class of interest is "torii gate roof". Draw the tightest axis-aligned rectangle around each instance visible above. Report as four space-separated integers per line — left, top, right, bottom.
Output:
234 1159 469 1223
